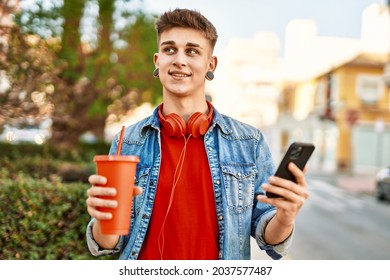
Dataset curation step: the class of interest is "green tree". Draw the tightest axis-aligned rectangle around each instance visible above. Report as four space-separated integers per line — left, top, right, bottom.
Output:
1 0 160 148
0 1 57 132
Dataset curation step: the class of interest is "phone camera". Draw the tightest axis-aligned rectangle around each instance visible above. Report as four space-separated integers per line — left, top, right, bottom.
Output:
290 146 303 160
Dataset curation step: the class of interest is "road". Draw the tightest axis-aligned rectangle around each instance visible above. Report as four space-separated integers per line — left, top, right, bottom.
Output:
251 177 390 260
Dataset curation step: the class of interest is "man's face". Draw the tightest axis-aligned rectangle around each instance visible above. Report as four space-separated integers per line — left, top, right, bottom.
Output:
154 27 216 98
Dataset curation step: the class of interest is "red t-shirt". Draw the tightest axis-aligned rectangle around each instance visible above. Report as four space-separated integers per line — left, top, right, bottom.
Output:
138 125 219 260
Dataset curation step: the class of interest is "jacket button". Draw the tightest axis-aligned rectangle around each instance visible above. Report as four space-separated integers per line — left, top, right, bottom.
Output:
219 215 223 220
131 251 136 256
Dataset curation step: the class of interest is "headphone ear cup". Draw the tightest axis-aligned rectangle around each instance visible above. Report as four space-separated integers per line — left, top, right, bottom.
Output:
187 112 209 138
164 113 187 137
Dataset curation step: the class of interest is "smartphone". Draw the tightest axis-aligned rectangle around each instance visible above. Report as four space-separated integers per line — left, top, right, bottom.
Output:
266 142 315 198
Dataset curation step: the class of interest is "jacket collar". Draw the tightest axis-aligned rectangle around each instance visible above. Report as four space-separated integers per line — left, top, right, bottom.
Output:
138 103 233 138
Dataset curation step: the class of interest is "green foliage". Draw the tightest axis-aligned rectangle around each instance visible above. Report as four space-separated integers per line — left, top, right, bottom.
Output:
4 1 162 148
0 141 117 259
0 170 115 259
0 142 110 181
117 12 162 104
0 142 110 162
88 99 110 118
14 0 64 38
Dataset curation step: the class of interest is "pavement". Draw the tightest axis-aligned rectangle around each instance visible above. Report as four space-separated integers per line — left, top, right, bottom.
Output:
251 168 380 260
336 173 377 194
307 169 377 195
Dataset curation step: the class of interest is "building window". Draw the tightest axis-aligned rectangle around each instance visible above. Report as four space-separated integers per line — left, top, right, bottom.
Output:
356 75 384 105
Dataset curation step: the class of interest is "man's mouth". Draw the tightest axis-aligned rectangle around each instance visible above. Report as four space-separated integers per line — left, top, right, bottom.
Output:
169 71 191 78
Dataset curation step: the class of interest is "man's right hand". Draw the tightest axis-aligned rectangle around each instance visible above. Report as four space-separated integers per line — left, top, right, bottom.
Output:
86 174 143 221
86 174 143 249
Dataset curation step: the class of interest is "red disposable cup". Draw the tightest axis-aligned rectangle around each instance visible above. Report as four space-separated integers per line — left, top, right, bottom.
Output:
93 155 139 235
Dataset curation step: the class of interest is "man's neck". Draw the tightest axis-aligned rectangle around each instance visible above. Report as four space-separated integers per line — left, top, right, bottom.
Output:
161 96 209 122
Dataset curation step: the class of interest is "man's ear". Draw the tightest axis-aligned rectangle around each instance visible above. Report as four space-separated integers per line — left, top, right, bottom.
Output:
153 53 159 67
209 56 218 72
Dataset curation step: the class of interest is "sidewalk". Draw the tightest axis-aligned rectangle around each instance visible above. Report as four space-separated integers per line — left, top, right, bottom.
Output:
336 172 376 194
307 169 377 195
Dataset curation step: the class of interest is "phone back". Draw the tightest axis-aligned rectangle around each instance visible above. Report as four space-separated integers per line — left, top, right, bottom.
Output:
275 142 315 183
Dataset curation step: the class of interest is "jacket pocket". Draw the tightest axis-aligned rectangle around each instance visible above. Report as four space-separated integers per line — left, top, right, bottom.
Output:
221 163 257 214
133 167 150 215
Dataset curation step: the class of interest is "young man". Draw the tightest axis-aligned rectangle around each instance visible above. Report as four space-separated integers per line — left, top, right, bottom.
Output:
86 8 308 260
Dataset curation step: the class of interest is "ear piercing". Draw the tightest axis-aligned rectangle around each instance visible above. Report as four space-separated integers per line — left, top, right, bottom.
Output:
153 68 159 78
205 71 214 81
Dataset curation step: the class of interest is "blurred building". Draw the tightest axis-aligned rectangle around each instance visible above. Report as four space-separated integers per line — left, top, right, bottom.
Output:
280 3 390 172
208 3 390 171
210 32 282 127
208 32 283 157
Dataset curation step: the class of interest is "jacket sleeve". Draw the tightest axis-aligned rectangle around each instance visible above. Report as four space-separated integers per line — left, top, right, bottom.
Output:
251 130 294 259
252 208 295 259
86 218 124 257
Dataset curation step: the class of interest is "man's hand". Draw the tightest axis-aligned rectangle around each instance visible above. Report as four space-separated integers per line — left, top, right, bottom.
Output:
85 174 143 249
257 162 309 244
86 174 143 221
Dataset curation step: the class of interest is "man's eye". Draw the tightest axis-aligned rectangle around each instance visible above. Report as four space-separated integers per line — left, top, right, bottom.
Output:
163 47 175 54
187 49 198 55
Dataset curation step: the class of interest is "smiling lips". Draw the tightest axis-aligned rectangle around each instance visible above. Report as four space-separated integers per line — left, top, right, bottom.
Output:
169 71 191 78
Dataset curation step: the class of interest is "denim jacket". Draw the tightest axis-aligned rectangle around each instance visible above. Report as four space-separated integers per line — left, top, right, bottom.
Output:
86 105 293 260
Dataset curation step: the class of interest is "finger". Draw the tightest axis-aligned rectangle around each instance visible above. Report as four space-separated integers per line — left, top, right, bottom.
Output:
264 172 309 200
86 196 118 209
257 194 275 206
87 205 113 220
86 186 116 198
257 191 306 213
86 196 118 220
262 181 299 200
88 174 107 185
257 194 293 208
133 186 143 196
268 176 297 193
288 163 306 186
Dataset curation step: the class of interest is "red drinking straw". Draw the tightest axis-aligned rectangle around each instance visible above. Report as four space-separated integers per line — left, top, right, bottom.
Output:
116 125 125 155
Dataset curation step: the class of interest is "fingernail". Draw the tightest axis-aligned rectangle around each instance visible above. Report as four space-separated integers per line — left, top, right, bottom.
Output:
108 189 116 195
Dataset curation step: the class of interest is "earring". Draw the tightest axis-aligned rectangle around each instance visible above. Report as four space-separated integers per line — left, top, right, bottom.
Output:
153 68 159 78
205 71 214 81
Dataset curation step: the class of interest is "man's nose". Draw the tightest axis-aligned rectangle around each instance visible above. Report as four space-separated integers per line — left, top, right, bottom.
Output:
172 50 187 66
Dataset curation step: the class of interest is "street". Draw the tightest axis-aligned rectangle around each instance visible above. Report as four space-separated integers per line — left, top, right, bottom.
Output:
251 176 390 260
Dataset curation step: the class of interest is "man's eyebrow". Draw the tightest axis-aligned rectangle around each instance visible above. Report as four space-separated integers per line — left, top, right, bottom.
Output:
160 41 203 49
186 42 203 49
160 40 175 46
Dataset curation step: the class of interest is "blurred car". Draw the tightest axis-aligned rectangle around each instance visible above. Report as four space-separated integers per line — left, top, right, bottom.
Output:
376 166 390 201
0 124 51 145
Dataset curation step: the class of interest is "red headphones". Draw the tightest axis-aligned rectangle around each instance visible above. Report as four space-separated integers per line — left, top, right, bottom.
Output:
158 101 213 138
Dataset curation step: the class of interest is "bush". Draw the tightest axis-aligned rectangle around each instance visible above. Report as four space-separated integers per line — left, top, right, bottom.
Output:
0 169 116 259
0 142 117 259
0 142 111 162
0 142 109 182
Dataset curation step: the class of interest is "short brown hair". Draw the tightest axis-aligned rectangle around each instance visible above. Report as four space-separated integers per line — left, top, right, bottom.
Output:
155 8 218 50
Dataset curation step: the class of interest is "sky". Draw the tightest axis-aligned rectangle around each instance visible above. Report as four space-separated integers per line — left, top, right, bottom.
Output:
142 0 387 55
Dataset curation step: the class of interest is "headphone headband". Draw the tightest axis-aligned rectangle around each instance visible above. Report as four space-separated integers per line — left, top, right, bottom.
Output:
158 101 213 138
